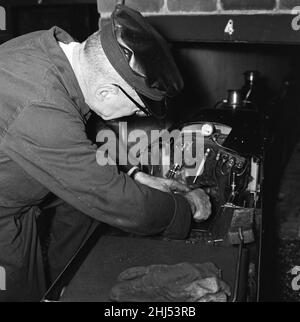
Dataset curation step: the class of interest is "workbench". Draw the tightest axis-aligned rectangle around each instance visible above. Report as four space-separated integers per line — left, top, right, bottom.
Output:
43 225 249 302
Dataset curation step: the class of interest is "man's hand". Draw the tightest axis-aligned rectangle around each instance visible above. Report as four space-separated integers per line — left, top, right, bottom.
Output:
133 172 211 222
184 188 212 222
134 172 190 193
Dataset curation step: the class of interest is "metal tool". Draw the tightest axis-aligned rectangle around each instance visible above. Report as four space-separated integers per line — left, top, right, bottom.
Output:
193 148 211 184
228 208 255 245
227 208 255 302
232 227 244 302
166 163 181 179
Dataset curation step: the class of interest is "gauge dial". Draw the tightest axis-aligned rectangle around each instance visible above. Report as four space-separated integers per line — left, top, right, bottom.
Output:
201 123 214 136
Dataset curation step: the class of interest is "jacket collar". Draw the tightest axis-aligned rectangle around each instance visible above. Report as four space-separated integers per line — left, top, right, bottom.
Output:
39 26 90 116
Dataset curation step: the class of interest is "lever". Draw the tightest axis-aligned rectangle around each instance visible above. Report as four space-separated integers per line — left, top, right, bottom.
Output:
193 148 211 184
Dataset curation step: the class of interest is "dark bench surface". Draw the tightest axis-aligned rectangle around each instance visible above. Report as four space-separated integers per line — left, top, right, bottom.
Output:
57 235 248 302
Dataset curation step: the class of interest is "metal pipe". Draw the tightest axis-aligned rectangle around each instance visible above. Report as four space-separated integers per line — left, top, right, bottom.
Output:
232 227 244 302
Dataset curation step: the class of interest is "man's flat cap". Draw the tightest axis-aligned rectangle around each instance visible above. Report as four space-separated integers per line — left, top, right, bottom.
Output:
100 4 184 118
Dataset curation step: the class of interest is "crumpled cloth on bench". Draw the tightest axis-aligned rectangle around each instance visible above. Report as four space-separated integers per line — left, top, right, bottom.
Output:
110 262 231 302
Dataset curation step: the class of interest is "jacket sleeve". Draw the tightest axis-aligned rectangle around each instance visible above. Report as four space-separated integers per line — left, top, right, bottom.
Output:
2 101 192 239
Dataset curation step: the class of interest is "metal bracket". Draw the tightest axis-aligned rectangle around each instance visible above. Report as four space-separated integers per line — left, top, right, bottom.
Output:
224 19 234 36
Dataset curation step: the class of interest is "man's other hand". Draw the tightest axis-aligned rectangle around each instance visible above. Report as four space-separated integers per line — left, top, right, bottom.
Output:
184 188 211 222
134 172 190 194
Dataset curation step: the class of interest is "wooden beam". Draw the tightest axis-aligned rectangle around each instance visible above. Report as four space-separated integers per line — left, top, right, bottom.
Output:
146 14 300 45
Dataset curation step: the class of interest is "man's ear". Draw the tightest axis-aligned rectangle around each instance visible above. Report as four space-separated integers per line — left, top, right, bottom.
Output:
95 84 119 101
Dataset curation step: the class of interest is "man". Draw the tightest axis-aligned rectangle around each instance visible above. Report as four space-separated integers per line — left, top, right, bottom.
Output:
0 5 211 301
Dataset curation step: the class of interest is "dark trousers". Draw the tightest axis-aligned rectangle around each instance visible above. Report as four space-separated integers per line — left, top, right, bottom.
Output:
0 199 97 302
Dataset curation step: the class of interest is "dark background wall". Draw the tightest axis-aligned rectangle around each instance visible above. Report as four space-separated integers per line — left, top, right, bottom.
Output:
2 0 99 42
171 43 299 118
11 4 99 41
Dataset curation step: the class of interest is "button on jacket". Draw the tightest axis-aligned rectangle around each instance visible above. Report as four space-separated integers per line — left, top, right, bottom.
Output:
0 27 191 299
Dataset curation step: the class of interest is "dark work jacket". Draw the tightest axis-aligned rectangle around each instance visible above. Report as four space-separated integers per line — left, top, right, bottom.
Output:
0 27 191 238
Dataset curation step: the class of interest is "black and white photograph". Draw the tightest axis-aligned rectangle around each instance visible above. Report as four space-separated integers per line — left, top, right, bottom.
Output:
0 0 299 305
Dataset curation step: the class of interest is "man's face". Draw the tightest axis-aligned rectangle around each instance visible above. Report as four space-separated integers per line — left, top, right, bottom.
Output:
88 82 147 120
